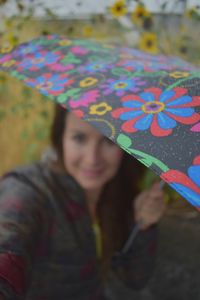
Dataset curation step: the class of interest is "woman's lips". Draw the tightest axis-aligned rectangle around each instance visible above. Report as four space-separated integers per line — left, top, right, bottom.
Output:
82 168 104 177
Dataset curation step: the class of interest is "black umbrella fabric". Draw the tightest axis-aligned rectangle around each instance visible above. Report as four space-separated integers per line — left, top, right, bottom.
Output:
0 35 200 209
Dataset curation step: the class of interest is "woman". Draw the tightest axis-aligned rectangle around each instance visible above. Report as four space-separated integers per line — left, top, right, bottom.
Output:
0 105 165 299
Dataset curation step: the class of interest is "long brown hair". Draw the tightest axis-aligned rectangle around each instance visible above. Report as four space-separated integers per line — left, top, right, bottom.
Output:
51 104 146 275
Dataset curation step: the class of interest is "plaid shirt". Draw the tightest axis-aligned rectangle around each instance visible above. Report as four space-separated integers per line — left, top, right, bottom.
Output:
0 162 157 299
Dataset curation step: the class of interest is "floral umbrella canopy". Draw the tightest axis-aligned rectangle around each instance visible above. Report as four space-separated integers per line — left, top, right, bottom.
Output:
0 34 200 209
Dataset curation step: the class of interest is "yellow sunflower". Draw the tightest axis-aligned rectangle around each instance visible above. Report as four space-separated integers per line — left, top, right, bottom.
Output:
131 4 151 25
89 102 112 116
0 0 7 4
82 25 94 37
4 18 13 29
109 0 127 18
185 7 198 19
139 32 158 54
2 60 16 68
2 32 18 47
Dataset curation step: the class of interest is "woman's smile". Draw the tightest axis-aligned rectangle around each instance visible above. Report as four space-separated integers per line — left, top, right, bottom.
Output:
81 167 104 178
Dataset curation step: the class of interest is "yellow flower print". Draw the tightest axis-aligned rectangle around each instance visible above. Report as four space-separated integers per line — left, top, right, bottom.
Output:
139 32 158 54
142 101 165 114
82 25 94 37
80 77 98 88
110 0 127 18
0 44 14 53
3 60 16 68
131 4 151 25
58 39 72 46
89 102 112 116
169 71 190 79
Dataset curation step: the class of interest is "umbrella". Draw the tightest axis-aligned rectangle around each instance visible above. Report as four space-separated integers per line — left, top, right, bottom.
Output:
0 34 200 210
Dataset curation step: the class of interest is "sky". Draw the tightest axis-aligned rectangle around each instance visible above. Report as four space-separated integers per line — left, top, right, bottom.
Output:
1 0 200 18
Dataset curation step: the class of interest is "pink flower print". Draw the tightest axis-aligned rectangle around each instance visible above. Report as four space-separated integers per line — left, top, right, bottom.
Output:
17 51 63 71
69 90 100 108
162 155 200 207
191 122 200 132
0 54 12 64
112 87 200 136
25 73 74 96
70 46 89 55
49 63 74 72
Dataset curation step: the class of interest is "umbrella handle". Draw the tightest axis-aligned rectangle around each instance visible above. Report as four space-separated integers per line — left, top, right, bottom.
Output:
120 180 165 254
120 222 141 254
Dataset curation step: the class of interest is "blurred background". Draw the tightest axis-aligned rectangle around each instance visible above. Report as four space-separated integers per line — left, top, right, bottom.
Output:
0 2 200 298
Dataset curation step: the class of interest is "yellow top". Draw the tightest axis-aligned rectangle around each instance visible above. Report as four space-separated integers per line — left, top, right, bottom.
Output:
92 221 102 259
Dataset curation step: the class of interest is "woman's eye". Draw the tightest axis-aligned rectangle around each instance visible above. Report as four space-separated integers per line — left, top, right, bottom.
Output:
73 134 86 143
103 137 115 146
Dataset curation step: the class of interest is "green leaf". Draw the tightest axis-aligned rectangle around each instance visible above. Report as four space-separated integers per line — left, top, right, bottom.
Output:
57 93 68 104
117 133 132 148
89 55 116 63
57 88 80 103
10 105 19 114
0 74 6 83
35 129 48 141
22 87 32 98
26 142 38 153
40 110 49 119
112 67 131 77
0 110 6 121
20 129 29 140
10 71 26 80
24 143 39 162
139 157 152 168
61 54 81 65
66 88 80 98
40 95 49 102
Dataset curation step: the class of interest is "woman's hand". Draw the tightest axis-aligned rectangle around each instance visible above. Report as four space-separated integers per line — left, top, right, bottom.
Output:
133 182 166 230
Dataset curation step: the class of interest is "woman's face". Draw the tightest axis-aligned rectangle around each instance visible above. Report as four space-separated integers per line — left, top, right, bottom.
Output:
62 112 124 195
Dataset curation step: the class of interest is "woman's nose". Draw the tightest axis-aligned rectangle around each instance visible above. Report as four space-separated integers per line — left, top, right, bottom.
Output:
85 143 101 165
